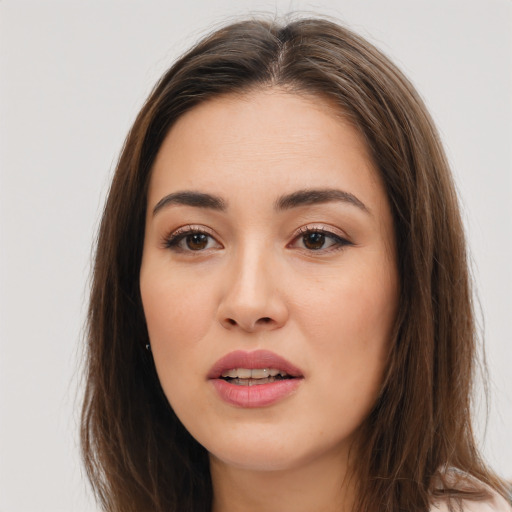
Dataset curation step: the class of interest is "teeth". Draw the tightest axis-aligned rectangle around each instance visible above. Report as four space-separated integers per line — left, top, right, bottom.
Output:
250 368 269 379
230 376 282 386
237 368 252 379
220 368 289 379
222 369 238 378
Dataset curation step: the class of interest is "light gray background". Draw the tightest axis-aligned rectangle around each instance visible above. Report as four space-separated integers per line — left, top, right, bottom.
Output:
0 1 510 510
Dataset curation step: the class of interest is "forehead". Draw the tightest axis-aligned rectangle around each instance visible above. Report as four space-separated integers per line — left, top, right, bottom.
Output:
148 89 384 212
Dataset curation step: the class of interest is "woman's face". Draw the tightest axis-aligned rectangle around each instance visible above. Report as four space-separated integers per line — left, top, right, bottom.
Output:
140 90 398 472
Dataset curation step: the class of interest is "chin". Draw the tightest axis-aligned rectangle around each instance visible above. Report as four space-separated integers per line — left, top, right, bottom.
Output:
203 424 351 474
210 445 304 473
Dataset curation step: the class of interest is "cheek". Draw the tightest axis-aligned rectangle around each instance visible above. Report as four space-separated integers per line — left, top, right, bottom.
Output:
141 268 215 346
293 259 397 401
139 266 219 407
296 263 396 349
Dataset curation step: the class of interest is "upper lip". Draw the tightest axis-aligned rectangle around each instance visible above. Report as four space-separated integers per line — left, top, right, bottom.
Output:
208 350 304 379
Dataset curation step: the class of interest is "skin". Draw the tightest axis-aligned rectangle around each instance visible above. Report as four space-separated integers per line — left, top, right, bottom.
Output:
140 89 399 512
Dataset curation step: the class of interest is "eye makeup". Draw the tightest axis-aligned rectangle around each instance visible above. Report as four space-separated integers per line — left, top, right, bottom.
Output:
161 222 353 256
162 225 222 252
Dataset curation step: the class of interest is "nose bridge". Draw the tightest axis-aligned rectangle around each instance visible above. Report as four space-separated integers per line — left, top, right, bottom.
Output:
218 238 287 331
229 240 273 310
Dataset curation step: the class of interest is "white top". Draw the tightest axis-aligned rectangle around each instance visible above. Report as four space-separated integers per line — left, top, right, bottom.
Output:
431 494 511 512
430 471 511 511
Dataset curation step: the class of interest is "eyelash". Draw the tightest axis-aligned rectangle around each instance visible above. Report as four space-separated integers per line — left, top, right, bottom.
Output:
162 225 352 254
163 225 220 252
291 225 352 253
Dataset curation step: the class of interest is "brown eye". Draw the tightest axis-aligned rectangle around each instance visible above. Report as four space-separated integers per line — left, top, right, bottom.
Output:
302 232 326 250
289 227 351 253
186 233 209 250
164 228 222 252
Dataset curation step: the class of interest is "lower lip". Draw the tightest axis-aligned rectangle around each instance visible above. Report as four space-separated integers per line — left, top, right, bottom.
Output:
211 378 302 408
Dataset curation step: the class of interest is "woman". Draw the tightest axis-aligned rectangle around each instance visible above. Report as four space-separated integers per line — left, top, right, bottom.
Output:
81 17 512 512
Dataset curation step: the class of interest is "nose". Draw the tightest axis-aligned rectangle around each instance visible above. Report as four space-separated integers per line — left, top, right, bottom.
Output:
217 246 288 333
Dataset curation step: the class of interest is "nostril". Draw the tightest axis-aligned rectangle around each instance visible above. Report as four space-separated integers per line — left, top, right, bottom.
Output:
222 316 276 330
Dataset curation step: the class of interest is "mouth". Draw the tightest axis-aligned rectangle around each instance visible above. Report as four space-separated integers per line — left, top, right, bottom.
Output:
208 349 303 381
208 350 304 407
220 367 294 386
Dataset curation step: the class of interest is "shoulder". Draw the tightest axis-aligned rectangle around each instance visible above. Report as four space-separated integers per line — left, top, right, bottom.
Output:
430 469 512 512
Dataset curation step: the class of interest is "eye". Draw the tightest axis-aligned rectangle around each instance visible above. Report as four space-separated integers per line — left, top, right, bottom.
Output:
290 226 351 253
163 226 222 252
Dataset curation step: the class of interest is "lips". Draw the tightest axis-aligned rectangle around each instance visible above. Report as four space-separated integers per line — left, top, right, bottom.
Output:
208 350 304 408
208 350 304 379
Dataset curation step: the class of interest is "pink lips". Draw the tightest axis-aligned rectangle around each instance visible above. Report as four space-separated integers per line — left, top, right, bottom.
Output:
208 350 304 408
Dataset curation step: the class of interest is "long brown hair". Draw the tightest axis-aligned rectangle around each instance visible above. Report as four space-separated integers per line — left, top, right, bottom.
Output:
81 16 508 512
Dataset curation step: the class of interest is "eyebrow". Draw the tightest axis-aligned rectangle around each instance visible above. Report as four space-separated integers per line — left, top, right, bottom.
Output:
152 191 227 216
152 188 369 216
275 189 370 214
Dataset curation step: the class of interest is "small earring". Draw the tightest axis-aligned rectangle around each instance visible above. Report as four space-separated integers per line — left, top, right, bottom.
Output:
145 343 151 351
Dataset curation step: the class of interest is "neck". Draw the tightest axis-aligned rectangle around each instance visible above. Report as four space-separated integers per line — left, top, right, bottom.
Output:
210 448 357 512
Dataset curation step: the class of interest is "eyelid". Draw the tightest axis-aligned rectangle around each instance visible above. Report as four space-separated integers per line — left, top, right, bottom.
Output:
162 224 222 251
288 223 352 252
161 223 351 254
292 223 350 241
296 223 348 238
